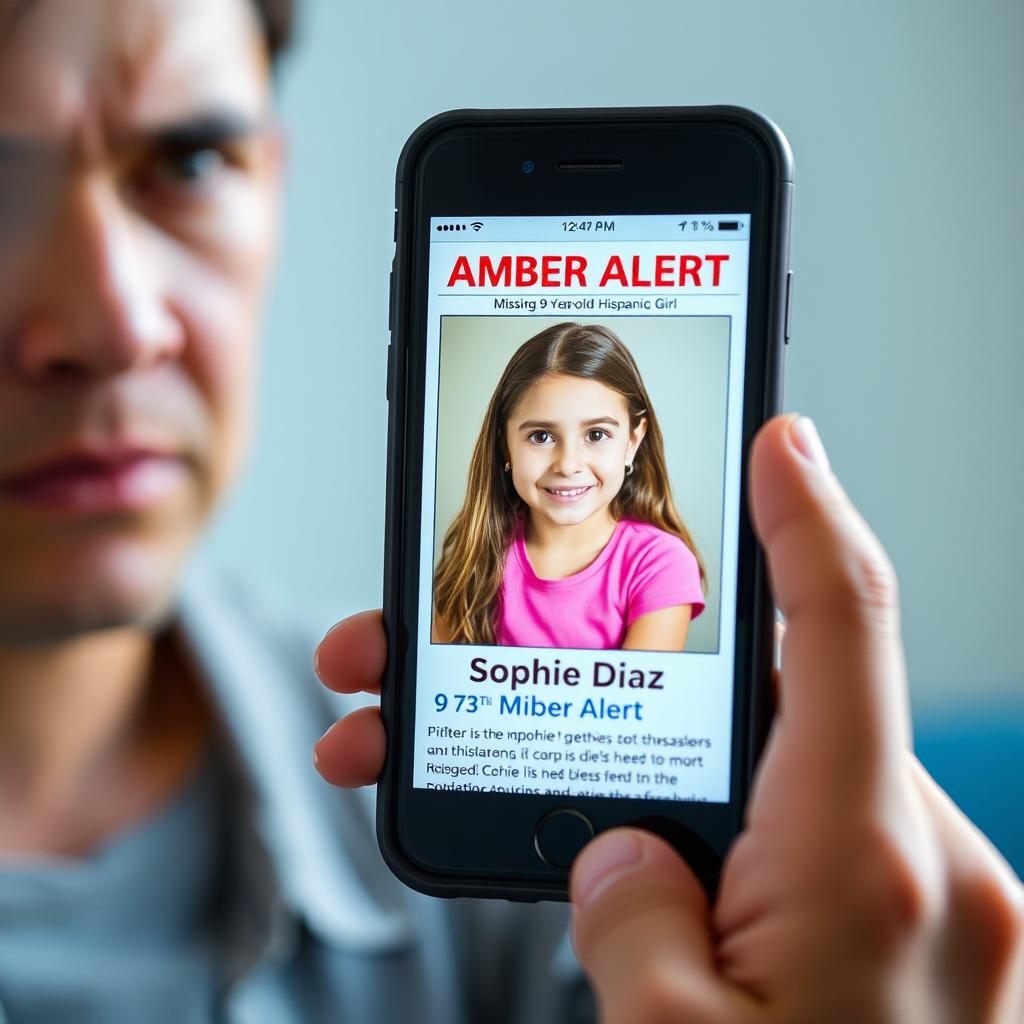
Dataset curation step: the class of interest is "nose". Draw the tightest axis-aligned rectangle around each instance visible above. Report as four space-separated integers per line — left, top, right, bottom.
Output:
13 178 185 382
551 438 584 477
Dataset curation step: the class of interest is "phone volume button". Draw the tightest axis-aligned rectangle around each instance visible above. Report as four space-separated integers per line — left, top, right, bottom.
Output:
386 343 394 403
388 270 395 332
784 271 793 344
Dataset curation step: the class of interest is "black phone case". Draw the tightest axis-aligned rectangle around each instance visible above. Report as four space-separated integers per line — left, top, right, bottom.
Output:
380 105 793 901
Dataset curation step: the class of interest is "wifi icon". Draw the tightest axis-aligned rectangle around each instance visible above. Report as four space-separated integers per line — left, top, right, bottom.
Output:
470 222 484 232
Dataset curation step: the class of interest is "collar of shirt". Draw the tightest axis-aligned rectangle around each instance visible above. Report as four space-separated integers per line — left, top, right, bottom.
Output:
173 558 418 966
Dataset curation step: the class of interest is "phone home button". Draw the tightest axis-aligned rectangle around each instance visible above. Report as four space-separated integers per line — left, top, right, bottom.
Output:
533 808 595 869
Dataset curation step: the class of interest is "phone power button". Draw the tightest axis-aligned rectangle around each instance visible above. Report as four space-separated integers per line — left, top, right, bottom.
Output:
533 808 595 869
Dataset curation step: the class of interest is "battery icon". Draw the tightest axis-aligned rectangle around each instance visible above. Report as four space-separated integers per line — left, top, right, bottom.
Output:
718 220 741 231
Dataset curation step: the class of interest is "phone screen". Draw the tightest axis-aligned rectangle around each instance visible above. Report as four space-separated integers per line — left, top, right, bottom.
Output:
412 214 752 805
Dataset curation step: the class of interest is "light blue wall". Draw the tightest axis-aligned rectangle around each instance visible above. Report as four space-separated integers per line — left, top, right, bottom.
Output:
202 0 1023 715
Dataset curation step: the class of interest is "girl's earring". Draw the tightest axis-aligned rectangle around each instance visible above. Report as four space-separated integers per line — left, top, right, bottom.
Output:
624 462 634 477
504 461 511 472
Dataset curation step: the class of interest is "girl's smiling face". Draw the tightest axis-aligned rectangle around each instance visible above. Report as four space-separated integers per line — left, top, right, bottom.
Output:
506 373 646 530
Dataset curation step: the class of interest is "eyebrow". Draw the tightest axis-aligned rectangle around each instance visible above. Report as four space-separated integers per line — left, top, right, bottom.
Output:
517 416 621 431
141 112 264 152
0 111 264 165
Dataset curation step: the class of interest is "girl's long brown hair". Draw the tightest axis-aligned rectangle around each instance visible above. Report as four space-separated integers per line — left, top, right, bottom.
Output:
433 322 706 644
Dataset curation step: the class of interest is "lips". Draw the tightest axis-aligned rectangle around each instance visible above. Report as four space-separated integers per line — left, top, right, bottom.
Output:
0 447 187 514
542 484 595 503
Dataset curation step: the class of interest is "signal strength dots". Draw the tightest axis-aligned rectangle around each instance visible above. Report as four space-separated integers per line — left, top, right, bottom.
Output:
435 222 485 232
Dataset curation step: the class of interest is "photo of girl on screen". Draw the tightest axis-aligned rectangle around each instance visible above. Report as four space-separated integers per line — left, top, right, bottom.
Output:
432 322 706 651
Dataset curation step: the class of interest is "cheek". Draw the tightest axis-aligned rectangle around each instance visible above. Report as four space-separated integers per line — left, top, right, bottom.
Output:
509 445 545 498
514 444 550 479
0 223 47 346
594 442 629 483
173 177 277 453
166 174 277 376
509 462 535 499
164 247 266 484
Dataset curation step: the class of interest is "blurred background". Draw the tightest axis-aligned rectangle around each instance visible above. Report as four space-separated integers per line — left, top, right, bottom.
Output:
200 0 1023 869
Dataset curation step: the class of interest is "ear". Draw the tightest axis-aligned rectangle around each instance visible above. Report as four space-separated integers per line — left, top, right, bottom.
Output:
627 416 648 464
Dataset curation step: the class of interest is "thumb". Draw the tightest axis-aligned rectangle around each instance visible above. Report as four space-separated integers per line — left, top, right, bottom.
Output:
748 414 912 807
570 829 747 1023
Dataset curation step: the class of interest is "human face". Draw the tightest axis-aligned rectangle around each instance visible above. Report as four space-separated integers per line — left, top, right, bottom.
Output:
506 373 646 532
0 0 280 644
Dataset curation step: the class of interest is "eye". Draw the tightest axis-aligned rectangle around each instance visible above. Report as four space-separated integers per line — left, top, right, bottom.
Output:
527 430 554 445
155 145 230 187
586 428 609 442
132 144 235 201
163 146 228 184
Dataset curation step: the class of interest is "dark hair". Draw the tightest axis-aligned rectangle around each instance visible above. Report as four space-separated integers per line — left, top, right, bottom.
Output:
3 0 295 64
251 0 295 65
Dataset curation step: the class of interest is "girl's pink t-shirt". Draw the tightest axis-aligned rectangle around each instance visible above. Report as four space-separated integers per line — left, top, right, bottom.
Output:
494 519 705 649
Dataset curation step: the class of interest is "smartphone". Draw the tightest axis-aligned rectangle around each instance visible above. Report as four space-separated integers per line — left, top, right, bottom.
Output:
380 106 792 901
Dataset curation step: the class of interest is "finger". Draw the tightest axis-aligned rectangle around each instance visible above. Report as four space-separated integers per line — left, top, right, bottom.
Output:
314 706 386 787
908 757 1024 1019
314 610 386 695
571 829 751 1023
908 755 1023 896
749 415 912 801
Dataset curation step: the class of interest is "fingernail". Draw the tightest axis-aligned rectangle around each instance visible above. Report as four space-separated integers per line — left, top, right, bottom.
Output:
789 415 830 472
573 831 644 908
314 619 346 678
313 730 329 771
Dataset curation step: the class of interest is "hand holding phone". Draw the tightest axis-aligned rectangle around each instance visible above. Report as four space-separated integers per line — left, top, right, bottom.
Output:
315 415 1024 1023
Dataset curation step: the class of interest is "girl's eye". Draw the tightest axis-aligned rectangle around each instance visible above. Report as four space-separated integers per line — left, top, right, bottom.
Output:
527 430 553 445
586 429 609 443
